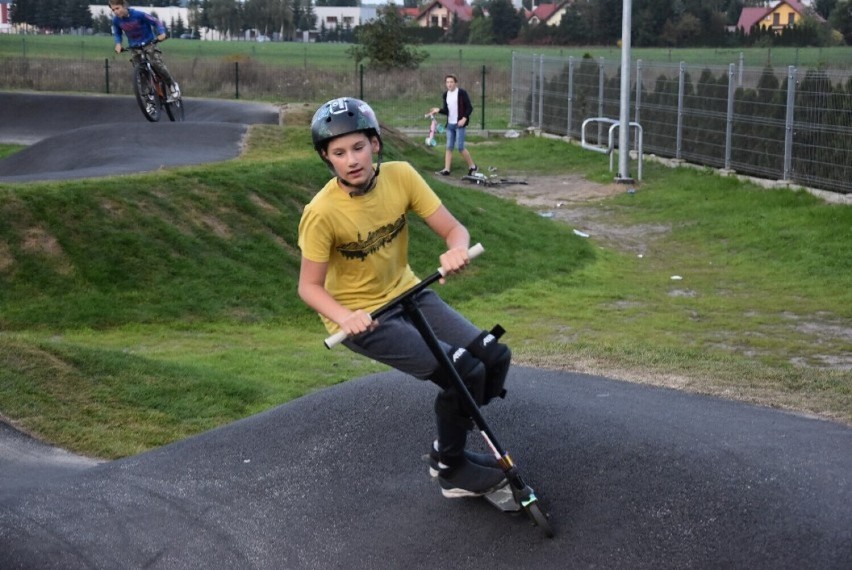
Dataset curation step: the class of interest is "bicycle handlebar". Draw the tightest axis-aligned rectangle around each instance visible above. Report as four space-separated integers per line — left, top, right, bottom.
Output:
119 38 162 52
323 243 484 349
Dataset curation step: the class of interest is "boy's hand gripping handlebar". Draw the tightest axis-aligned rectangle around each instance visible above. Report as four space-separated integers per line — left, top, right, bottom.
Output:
323 243 485 349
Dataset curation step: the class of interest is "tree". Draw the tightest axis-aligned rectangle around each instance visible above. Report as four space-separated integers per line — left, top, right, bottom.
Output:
206 0 242 39
93 13 112 34
815 0 838 20
829 0 852 44
660 13 703 46
446 14 471 43
348 4 429 70
171 14 187 37
295 0 317 33
191 0 211 34
11 0 92 32
487 0 522 44
66 0 93 29
634 0 675 47
468 14 494 44
243 0 293 39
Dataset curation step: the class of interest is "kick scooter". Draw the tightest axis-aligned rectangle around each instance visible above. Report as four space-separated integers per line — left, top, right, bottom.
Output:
325 244 555 538
424 112 444 147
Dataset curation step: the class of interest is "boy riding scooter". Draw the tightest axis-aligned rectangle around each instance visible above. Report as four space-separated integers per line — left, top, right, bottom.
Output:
297 97 512 498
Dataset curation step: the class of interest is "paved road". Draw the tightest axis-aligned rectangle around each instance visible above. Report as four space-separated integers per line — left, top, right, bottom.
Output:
0 92 281 182
1 370 850 569
0 93 850 569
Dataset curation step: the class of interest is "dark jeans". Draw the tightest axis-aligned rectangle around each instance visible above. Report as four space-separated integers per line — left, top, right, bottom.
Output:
131 44 175 86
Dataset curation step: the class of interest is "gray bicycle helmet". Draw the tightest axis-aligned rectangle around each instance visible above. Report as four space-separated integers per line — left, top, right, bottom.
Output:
311 97 384 195
311 97 382 153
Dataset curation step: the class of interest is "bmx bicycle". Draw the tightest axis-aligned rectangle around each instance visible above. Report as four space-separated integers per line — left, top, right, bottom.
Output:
121 40 184 123
324 244 555 538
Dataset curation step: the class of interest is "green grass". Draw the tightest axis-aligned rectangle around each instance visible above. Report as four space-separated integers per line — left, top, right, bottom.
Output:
0 124 849 460
1 34 849 69
0 144 22 159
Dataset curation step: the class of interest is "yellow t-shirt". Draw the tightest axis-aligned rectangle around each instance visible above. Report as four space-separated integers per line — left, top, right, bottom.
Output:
298 161 442 333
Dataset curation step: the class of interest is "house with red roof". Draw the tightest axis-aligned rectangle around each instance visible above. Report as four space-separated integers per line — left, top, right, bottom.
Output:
397 6 421 22
736 0 821 35
1 0 12 32
415 0 473 31
523 1 575 27
526 2 558 26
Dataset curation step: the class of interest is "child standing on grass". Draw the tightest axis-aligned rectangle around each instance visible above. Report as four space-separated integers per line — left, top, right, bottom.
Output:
298 97 512 498
429 74 478 178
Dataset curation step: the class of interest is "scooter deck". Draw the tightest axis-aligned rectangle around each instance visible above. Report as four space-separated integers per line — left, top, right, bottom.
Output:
484 484 522 512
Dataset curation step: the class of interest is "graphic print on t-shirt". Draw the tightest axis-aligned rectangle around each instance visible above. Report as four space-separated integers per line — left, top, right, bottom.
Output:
336 214 406 261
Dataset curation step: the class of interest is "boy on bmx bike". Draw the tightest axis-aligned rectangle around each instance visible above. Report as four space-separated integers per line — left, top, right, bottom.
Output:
109 0 180 102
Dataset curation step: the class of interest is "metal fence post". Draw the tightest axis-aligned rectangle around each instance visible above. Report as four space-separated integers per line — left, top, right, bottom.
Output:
738 52 744 87
530 54 541 127
510 51 516 126
676 61 685 160
725 63 735 171
783 65 797 182
481 64 486 130
567 56 574 137
634 59 642 153
105 58 110 94
235 61 240 99
359 64 364 100
597 57 605 141
616 0 633 182
538 54 545 129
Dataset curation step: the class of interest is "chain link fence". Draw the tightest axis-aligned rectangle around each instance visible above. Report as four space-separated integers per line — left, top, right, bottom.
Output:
511 53 852 194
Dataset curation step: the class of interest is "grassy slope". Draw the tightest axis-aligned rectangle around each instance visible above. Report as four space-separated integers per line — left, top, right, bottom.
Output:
0 123 849 459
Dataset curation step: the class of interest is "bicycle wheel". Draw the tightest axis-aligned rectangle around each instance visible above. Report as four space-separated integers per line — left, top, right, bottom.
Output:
164 97 185 122
133 66 161 122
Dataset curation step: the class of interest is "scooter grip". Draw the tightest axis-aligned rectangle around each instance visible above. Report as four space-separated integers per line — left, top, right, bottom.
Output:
438 243 485 276
323 330 348 350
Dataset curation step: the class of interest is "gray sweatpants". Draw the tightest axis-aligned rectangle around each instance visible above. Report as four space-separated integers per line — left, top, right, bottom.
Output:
342 289 481 382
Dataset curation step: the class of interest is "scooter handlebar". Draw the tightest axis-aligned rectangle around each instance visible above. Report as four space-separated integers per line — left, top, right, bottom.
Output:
323 243 485 349
439 242 483 277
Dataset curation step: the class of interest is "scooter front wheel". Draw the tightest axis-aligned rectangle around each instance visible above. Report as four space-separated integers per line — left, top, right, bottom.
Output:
524 501 554 538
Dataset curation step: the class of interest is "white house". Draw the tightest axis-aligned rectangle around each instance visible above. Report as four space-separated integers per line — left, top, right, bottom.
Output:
314 5 378 32
91 4 380 40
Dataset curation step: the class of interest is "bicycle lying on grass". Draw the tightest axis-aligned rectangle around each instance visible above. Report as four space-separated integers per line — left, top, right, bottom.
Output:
121 40 184 123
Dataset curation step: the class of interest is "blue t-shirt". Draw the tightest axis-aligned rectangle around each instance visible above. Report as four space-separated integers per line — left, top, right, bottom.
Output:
112 8 167 48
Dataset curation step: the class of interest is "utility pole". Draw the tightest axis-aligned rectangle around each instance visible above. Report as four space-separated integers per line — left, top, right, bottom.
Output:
616 0 634 184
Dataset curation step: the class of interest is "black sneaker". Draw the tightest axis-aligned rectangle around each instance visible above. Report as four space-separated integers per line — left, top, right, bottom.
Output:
426 440 500 477
437 457 507 498
468 165 478 176
436 169 451 176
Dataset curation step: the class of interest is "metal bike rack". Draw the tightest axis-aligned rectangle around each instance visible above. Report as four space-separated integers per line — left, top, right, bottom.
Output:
580 117 644 181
